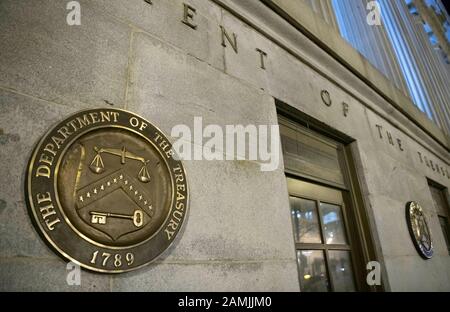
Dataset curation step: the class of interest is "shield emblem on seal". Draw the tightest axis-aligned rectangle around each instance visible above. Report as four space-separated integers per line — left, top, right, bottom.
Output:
72 144 155 242
55 125 168 248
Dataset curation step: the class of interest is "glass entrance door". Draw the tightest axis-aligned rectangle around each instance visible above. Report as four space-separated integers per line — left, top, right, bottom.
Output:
288 178 357 292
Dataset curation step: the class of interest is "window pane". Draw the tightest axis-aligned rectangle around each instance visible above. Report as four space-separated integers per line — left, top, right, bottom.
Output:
297 250 329 292
430 185 449 216
290 197 322 243
328 250 356 292
439 216 450 254
320 202 348 245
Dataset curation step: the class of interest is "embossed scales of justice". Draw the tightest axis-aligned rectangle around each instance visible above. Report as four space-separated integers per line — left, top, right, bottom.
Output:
26 109 189 273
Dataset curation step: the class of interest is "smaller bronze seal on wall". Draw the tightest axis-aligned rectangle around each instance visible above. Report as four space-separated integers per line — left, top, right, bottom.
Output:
406 201 433 259
26 109 189 273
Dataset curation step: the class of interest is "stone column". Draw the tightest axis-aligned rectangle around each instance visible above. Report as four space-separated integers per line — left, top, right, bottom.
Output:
413 0 450 60
330 0 410 97
379 0 450 134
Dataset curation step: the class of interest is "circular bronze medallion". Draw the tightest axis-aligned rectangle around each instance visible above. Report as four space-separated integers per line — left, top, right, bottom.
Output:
26 109 189 273
406 201 433 259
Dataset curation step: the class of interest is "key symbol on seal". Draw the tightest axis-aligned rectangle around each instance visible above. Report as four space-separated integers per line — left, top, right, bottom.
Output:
90 210 144 228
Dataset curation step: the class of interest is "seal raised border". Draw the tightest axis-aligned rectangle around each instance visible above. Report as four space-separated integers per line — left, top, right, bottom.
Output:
25 108 189 273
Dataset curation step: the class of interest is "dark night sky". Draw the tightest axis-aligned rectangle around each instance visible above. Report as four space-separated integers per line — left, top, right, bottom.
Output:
443 0 450 15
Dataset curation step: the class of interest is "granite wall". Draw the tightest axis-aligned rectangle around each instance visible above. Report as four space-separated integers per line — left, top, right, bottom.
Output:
1 0 449 291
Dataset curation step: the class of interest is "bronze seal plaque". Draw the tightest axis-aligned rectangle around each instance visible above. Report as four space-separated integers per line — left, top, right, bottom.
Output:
406 201 433 259
26 109 189 273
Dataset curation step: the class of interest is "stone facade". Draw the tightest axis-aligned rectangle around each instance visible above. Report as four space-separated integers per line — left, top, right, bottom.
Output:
0 0 449 291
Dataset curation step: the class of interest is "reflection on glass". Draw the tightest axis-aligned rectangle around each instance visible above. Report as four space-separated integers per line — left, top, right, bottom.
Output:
297 250 329 292
328 251 356 292
320 202 347 245
438 216 450 253
290 197 322 243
